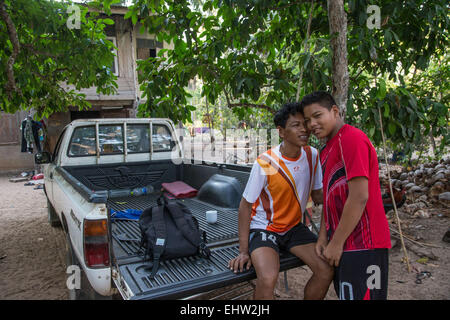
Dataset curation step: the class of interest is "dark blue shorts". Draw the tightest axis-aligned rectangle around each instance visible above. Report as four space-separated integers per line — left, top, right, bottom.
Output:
248 223 317 255
334 248 389 300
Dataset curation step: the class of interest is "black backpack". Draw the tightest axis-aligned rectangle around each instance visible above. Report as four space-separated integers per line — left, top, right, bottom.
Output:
138 195 211 278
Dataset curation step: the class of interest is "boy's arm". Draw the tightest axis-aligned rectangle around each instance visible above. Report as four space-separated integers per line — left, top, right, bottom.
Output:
311 188 328 260
311 188 323 204
237 197 254 254
228 197 253 273
315 204 328 260
323 176 369 266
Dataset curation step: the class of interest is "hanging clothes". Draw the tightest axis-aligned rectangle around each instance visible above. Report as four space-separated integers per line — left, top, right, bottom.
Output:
21 118 42 153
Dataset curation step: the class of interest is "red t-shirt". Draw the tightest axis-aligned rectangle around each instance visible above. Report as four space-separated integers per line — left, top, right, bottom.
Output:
320 124 391 251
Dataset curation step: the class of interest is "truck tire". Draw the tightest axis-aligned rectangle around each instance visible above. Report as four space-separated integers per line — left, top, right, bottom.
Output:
47 198 61 228
65 233 111 300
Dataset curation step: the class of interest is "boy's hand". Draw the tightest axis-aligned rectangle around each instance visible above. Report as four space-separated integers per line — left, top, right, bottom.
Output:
323 240 343 267
315 235 328 261
228 252 252 273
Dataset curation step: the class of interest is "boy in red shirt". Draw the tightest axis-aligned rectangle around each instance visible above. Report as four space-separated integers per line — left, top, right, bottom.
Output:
301 91 391 300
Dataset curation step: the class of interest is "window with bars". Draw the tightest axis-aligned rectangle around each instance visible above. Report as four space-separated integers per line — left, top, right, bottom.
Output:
136 38 162 60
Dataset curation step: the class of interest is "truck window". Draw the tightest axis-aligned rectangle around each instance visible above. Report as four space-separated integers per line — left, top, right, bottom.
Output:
126 124 150 153
99 124 124 155
68 126 96 157
152 124 174 152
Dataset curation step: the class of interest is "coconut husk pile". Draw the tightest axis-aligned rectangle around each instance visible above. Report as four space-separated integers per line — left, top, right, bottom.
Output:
380 157 450 219
379 157 450 262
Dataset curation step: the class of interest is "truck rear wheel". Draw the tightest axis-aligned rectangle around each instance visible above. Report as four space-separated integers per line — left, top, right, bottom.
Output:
65 233 111 300
47 199 61 228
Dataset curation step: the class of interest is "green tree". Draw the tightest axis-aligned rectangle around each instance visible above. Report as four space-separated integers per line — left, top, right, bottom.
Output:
126 0 448 158
344 0 449 158
0 0 118 118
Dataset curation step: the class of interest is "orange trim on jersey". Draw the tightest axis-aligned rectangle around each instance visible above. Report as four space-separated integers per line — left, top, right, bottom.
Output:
281 152 302 162
266 149 299 193
258 156 299 210
256 154 303 233
251 198 260 219
266 171 302 232
260 188 272 223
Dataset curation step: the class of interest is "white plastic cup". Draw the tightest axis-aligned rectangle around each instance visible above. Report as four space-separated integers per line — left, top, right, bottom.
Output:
206 210 218 224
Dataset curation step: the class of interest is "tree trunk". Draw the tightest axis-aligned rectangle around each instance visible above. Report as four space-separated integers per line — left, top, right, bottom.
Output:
327 0 349 119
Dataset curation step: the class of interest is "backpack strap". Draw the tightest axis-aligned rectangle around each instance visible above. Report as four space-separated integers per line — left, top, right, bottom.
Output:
149 199 167 278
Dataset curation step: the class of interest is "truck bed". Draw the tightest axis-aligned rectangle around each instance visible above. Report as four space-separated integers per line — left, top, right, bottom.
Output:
62 161 305 299
108 193 240 263
108 193 304 300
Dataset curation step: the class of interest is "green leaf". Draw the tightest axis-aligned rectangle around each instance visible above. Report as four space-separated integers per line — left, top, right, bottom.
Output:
124 9 133 20
132 13 138 25
377 79 387 100
388 122 397 135
103 18 114 25
256 61 265 74
383 103 390 118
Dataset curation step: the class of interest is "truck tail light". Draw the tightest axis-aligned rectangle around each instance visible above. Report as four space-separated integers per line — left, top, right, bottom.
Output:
83 219 110 268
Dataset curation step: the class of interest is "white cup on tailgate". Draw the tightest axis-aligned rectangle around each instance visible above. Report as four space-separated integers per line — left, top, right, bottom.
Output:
206 210 217 224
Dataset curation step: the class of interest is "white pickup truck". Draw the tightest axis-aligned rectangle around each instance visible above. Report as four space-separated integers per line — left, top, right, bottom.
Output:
35 118 303 300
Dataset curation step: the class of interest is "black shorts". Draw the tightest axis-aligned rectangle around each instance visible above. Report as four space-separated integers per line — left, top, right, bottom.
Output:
248 223 317 255
334 248 389 300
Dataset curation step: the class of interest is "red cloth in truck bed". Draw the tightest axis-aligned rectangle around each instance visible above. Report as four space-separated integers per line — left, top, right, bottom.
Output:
162 181 197 198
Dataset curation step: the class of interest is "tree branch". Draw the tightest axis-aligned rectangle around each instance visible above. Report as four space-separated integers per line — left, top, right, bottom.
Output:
0 1 22 97
349 67 364 83
296 0 315 101
269 0 321 11
32 68 68 82
22 43 63 59
228 102 275 114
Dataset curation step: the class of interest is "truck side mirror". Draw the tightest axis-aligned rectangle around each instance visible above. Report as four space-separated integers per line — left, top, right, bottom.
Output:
35 151 52 164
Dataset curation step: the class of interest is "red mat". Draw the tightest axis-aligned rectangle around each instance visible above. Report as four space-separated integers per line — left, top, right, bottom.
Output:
161 181 198 198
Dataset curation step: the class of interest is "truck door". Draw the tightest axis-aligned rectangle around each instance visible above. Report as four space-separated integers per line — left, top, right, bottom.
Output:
46 128 66 205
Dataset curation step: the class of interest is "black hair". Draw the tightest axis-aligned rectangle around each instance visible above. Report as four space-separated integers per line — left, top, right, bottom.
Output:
300 91 337 111
273 102 302 128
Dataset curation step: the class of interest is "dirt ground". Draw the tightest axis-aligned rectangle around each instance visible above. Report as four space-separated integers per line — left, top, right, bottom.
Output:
0 173 448 300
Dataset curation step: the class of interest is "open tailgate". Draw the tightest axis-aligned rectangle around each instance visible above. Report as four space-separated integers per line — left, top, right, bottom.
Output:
117 244 303 300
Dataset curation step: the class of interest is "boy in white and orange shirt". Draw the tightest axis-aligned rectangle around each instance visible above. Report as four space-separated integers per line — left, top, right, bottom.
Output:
228 102 333 300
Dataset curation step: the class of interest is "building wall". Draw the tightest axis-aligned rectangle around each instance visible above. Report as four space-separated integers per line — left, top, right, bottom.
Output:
46 14 139 154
